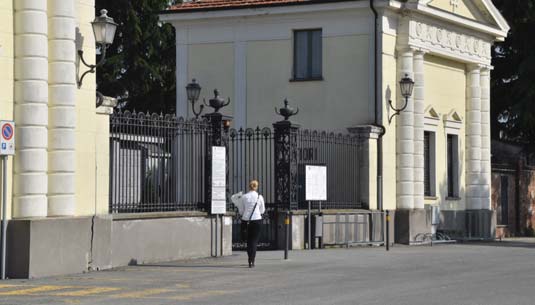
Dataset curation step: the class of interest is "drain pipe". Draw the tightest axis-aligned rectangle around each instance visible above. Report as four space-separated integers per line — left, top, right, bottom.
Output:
369 0 388 250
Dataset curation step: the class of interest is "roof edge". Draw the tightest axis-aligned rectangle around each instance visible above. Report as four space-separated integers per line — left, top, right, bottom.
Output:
161 0 357 14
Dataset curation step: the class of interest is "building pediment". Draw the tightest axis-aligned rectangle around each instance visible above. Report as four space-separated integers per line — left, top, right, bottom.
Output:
409 0 509 40
426 0 494 25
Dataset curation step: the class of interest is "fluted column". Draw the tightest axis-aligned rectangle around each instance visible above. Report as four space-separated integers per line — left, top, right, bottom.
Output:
480 67 491 210
466 65 482 210
13 0 49 218
396 49 414 210
413 51 425 210
47 0 76 216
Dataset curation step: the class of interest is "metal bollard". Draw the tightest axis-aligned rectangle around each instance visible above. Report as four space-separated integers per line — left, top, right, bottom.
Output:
386 210 390 251
284 210 290 260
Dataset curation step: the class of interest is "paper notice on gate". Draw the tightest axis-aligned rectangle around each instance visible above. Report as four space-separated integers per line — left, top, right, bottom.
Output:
211 146 226 214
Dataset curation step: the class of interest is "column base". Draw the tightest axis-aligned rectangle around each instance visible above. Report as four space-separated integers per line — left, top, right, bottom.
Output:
438 210 495 240
395 209 432 244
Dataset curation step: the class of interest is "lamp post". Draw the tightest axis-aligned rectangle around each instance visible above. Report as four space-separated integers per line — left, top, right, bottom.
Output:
388 74 415 124
77 9 118 88
186 79 203 118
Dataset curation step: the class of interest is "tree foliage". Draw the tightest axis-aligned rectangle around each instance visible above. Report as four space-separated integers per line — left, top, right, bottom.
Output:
95 0 178 113
492 0 535 143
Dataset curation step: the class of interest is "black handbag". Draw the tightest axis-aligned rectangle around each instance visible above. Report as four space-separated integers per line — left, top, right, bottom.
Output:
240 196 259 241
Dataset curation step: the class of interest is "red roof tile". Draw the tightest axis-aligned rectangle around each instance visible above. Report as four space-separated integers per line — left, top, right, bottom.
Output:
166 0 349 13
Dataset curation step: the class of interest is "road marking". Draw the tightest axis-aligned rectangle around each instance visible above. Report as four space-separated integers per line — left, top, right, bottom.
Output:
175 283 191 289
0 285 72 296
111 288 172 298
0 284 21 289
167 290 235 301
52 287 121 296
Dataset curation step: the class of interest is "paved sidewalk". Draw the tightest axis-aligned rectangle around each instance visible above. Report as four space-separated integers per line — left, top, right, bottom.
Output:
1 241 535 305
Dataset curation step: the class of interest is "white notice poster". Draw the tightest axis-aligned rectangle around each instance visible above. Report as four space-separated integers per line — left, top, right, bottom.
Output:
305 165 327 201
211 146 226 214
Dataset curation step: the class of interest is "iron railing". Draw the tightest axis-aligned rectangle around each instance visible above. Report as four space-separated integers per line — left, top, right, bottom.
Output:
297 129 362 209
109 111 211 213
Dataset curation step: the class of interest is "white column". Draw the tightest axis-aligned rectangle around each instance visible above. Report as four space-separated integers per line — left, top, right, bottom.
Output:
175 28 188 118
413 51 425 210
480 67 491 210
396 49 414 210
47 0 76 216
466 65 482 210
13 0 49 217
234 41 247 128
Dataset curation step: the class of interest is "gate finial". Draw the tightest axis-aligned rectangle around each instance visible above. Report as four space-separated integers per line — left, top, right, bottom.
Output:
275 99 299 121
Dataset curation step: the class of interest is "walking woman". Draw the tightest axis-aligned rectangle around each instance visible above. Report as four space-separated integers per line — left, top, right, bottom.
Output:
236 180 265 268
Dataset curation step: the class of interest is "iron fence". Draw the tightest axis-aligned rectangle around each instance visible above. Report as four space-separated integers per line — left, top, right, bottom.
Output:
109 110 211 213
297 129 362 209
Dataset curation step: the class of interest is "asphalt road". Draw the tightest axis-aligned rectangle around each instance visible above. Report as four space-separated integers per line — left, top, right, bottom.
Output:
1 240 535 305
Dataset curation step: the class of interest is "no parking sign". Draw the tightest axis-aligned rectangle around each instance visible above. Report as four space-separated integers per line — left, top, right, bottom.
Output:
0 121 15 156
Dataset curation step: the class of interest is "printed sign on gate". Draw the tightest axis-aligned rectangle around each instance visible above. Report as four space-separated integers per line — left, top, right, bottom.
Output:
0 121 15 156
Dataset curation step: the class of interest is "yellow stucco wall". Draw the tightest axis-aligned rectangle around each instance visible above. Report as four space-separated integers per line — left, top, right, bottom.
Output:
188 43 235 119
0 0 14 220
245 35 370 130
424 55 466 211
75 0 109 216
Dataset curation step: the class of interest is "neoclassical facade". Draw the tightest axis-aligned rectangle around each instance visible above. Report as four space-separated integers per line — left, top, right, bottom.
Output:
162 0 509 242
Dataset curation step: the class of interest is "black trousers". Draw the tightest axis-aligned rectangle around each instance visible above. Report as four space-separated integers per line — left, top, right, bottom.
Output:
247 220 262 261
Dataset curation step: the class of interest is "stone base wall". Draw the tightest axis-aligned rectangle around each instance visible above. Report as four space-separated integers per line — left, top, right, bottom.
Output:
7 214 232 278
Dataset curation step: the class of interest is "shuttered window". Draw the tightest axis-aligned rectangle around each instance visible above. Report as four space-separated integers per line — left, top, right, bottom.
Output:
447 134 459 198
293 29 322 80
424 132 431 197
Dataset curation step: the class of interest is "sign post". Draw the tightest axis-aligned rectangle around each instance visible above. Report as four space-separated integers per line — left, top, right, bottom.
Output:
211 146 226 257
305 165 327 250
0 120 14 280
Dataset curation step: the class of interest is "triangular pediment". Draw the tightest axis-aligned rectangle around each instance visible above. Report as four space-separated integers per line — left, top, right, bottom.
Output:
419 0 510 35
444 109 463 122
425 106 440 119
427 0 491 24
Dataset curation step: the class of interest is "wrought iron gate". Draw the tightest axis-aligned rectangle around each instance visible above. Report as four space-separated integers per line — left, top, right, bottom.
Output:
228 127 278 250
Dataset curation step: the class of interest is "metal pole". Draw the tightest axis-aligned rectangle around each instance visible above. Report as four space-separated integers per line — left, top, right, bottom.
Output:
1 156 7 279
215 215 218 257
284 210 289 260
307 201 311 250
386 210 390 251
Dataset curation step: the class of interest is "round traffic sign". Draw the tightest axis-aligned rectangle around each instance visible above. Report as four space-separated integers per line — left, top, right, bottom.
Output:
2 123 13 141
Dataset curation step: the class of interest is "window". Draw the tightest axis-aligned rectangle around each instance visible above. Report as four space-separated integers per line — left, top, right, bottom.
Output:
424 131 436 197
447 134 459 198
293 29 322 80
498 176 509 225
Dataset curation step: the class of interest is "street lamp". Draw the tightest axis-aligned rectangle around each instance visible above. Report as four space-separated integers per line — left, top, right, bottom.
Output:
77 9 118 88
388 74 415 124
186 79 203 118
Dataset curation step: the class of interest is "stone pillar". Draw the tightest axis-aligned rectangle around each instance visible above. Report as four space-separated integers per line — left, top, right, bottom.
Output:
273 120 300 210
47 0 76 216
413 51 425 210
480 67 491 210
396 49 414 210
466 65 482 210
347 125 382 210
13 0 49 217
